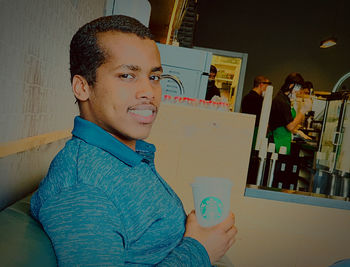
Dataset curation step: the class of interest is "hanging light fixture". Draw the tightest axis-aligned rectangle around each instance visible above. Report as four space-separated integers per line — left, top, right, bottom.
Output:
320 2 339 49
320 37 337 48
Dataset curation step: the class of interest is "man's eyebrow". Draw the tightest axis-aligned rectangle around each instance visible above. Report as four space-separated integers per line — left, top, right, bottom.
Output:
151 66 163 72
113 65 163 73
113 64 140 71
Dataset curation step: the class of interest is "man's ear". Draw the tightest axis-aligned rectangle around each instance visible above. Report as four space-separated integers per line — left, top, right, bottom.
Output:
72 75 91 101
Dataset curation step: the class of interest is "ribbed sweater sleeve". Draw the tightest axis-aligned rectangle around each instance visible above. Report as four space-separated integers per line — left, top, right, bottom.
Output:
38 185 126 266
157 237 211 266
37 184 211 266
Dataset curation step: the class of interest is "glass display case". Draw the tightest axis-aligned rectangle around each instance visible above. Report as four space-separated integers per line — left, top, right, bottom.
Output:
312 91 350 198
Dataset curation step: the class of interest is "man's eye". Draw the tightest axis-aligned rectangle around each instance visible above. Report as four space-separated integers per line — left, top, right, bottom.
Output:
150 75 161 81
119 74 134 80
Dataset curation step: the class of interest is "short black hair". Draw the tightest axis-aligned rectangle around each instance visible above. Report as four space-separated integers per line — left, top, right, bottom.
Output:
303 81 313 90
70 15 153 86
210 65 217 74
253 75 270 88
280 72 304 93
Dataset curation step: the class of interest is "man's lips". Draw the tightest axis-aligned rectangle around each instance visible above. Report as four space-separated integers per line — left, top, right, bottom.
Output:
128 104 157 124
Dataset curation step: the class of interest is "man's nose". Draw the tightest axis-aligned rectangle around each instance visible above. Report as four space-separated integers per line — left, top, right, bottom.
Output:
136 77 155 100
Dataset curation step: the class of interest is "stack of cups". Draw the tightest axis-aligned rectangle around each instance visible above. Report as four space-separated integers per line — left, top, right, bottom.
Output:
191 177 233 227
279 146 287 155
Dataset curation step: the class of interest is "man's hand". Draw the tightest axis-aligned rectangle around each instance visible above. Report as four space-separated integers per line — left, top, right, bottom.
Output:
184 210 237 264
297 130 312 140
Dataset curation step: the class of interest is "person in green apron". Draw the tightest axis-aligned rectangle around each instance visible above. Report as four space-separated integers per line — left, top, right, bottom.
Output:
272 107 296 155
268 73 312 155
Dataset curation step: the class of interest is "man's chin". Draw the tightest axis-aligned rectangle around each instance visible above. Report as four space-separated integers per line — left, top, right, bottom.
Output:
135 130 152 141
129 125 153 141
109 124 154 144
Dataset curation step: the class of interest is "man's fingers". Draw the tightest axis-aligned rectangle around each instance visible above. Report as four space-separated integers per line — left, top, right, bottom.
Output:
228 235 236 248
226 226 237 249
188 209 195 215
226 225 237 238
219 212 235 232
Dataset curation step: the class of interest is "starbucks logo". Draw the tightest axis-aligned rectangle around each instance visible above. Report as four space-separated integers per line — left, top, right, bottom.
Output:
200 196 223 220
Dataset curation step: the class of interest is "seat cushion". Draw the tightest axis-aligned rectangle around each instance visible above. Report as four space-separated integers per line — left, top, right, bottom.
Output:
0 196 56 266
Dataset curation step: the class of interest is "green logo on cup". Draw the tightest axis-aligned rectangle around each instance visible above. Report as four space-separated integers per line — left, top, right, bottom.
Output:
200 196 223 220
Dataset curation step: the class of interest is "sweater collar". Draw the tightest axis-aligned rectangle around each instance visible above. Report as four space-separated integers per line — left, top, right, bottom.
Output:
71 116 155 167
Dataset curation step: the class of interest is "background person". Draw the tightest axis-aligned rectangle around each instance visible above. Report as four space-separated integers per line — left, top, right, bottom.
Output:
205 65 221 100
294 80 314 112
292 80 314 140
30 15 237 266
241 75 271 148
268 72 312 155
301 81 314 95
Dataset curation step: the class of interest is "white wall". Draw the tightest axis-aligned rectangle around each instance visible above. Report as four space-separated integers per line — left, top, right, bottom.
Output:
0 0 105 209
0 0 105 143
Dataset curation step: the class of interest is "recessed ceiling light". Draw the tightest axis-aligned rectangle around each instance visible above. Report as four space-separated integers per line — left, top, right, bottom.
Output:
320 38 337 48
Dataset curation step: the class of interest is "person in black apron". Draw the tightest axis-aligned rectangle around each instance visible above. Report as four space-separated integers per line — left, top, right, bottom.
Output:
268 73 312 155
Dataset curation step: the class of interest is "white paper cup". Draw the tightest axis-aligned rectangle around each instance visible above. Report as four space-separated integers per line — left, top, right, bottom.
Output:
191 177 233 227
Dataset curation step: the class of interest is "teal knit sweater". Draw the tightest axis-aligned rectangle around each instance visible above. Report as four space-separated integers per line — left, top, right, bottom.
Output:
31 116 211 266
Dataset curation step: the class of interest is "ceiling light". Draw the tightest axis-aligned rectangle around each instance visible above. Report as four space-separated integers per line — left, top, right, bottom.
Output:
320 38 337 48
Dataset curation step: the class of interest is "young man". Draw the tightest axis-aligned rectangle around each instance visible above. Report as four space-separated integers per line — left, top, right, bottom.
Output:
241 75 271 148
31 15 237 266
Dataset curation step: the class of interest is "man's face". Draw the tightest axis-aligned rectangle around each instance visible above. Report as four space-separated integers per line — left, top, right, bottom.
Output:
81 31 162 149
297 88 310 96
260 80 271 92
209 71 216 81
